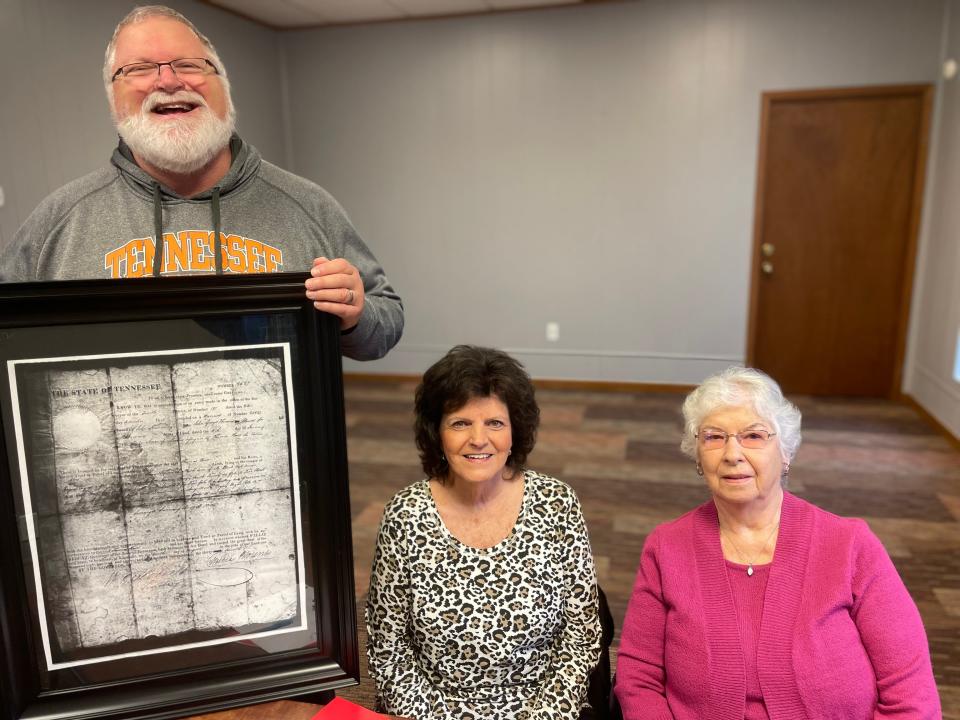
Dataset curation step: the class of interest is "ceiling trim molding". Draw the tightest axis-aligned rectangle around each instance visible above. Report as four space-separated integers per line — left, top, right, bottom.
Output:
195 0 288 31
197 0 630 32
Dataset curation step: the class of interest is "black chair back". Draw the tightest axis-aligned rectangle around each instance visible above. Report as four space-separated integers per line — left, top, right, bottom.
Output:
582 585 615 720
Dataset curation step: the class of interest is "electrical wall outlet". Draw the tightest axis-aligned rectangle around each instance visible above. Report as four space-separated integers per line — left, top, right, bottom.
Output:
546 322 560 342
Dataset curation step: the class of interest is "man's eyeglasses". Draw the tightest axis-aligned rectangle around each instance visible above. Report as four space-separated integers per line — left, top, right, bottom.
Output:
696 429 777 450
111 58 219 82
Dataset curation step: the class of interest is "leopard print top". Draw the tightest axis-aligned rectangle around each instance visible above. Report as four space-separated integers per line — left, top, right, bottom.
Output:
365 471 601 720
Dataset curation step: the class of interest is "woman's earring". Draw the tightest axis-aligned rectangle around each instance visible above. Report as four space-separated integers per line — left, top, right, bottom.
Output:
782 463 790 477
695 462 704 477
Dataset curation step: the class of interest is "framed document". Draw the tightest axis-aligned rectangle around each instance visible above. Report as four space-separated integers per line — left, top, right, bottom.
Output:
0 274 358 720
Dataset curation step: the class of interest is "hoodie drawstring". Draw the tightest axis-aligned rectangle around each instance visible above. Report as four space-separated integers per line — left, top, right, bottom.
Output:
212 186 223 274
152 183 164 277
151 183 225 277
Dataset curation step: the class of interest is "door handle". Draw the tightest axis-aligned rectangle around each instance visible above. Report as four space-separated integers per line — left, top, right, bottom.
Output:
761 243 775 257
761 261 774 275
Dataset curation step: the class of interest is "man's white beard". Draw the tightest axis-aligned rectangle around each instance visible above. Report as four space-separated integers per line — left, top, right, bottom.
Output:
116 90 235 175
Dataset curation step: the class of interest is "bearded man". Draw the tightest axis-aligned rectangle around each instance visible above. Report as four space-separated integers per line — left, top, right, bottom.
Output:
0 5 402 361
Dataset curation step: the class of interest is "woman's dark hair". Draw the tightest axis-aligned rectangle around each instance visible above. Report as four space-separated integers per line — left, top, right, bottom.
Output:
414 345 539 481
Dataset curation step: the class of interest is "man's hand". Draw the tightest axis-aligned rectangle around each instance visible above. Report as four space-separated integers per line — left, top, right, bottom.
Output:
305 257 364 330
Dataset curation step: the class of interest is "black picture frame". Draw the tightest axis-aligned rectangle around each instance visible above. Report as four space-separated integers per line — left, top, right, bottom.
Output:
0 274 358 720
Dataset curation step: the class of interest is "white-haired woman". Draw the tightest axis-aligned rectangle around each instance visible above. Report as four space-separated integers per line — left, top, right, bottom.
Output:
614 367 940 719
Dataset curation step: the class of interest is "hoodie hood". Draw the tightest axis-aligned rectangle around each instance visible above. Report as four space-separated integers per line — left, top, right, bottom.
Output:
110 133 261 274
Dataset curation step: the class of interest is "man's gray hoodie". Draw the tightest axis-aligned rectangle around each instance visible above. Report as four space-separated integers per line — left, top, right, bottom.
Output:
0 135 403 361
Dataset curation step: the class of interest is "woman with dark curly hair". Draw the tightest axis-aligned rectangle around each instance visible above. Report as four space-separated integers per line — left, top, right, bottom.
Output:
366 345 601 720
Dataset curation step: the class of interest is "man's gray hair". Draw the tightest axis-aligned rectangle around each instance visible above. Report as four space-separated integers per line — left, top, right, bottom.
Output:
679 366 802 463
103 5 230 100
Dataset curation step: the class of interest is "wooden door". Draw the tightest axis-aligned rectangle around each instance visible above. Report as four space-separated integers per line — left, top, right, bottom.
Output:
747 85 931 397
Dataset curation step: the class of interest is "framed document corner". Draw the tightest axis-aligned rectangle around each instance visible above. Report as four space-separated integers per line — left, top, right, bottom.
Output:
0 273 358 720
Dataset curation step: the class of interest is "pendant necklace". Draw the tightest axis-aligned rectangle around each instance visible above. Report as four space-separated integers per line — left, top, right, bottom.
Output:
720 521 780 576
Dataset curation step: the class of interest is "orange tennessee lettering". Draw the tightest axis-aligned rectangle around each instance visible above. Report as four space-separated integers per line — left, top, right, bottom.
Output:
103 237 155 278
165 231 190 273
127 238 155 277
262 245 282 272
211 232 236 272
104 246 125 278
188 230 214 271
105 232 282 276
224 233 244 273
245 238 269 273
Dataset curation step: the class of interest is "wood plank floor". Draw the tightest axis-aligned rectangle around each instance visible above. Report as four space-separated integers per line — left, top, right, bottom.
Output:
335 378 960 717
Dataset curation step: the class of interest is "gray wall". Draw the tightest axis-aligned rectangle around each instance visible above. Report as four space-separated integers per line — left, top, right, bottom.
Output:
282 0 945 382
0 0 286 247
905 0 960 436
2 0 956 428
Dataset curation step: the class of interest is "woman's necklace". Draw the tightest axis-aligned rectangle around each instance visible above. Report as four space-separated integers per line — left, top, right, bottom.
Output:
720 521 780 576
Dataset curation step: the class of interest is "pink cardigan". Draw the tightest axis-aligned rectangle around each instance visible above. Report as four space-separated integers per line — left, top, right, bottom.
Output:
614 492 940 719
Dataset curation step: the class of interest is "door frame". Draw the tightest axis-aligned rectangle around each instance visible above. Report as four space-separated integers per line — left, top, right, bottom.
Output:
745 84 933 398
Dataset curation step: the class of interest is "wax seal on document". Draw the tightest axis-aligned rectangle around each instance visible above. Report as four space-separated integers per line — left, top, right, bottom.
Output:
53 407 102 451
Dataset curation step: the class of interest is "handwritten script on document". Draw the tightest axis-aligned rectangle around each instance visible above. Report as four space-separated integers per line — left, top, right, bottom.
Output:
10 345 306 669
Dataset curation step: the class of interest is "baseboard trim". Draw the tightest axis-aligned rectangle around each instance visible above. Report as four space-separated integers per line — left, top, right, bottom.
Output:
343 372 419 384
343 372 695 394
531 378 695 393
342 346 739 384
341 375 956 443
901 392 960 449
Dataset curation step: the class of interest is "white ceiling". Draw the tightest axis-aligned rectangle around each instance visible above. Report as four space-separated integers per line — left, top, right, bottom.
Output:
203 0 593 29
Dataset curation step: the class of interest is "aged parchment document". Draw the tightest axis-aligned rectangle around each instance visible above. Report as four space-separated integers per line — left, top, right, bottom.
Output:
15 347 302 665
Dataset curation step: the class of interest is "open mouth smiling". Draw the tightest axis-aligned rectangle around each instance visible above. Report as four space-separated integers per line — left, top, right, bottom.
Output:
151 101 200 116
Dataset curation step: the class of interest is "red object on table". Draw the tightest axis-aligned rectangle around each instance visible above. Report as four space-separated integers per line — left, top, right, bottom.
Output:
310 697 393 719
